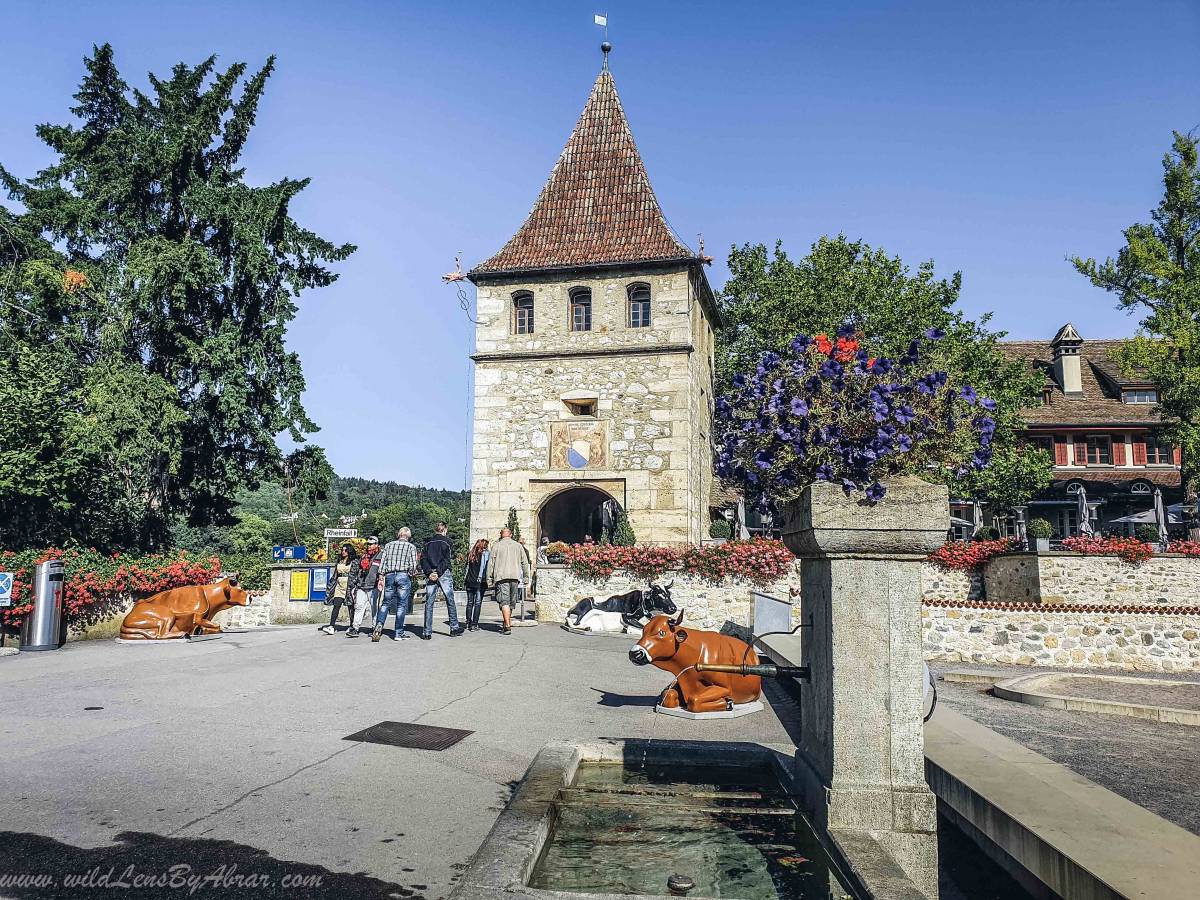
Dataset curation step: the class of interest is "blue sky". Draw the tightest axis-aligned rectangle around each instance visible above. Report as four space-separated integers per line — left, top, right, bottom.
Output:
2 1 1197 489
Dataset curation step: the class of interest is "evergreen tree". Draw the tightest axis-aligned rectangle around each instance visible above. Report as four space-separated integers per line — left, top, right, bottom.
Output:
0 45 353 549
612 506 636 546
506 507 521 541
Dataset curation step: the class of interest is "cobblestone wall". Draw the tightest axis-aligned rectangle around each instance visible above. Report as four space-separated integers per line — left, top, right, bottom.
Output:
920 565 983 603
535 565 803 632
986 553 1200 606
212 591 272 629
923 603 1200 672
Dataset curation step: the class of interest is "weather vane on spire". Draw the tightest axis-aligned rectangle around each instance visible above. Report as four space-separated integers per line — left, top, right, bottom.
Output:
594 12 611 67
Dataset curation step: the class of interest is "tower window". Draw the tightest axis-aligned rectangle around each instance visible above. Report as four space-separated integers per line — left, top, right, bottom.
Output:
512 291 534 335
627 283 651 328
564 398 597 417
569 287 592 332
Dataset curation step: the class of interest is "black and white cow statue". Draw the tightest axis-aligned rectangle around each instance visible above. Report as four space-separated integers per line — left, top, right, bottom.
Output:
565 582 676 633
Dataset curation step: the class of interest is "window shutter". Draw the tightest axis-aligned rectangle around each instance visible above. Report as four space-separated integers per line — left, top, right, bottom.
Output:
1053 437 1068 466
1074 436 1087 466
1113 439 1126 466
1174 446 1182 466
1132 439 1148 466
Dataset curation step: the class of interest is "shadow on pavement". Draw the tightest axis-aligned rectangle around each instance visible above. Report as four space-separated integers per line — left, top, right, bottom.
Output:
0 830 425 899
590 687 658 707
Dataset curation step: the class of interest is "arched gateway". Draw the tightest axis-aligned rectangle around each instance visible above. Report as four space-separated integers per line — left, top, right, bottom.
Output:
538 486 621 546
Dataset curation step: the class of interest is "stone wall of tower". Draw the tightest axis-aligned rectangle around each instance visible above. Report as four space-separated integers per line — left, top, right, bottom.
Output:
469 264 714 546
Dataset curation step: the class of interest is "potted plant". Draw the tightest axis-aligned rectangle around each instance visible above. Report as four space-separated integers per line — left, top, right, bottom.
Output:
543 541 569 564
714 324 998 554
1026 517 1053 553
708 519 732 542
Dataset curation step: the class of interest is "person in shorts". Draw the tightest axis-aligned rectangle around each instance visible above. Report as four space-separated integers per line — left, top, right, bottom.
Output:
488 526 528 635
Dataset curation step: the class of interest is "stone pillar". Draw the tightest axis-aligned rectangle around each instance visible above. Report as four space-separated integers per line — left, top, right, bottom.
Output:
778 476 944 898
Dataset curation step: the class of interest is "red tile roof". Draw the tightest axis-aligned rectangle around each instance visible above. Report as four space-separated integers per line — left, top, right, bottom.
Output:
1001 339 1165 426
470 69 694 275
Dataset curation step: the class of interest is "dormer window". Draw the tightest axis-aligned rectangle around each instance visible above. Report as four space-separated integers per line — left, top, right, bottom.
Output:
512 291 534 335
627 283 651 328
569 287 592 332
1122 389 1158 404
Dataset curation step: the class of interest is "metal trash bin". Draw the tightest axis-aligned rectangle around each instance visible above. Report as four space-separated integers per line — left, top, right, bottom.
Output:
20 559 65 651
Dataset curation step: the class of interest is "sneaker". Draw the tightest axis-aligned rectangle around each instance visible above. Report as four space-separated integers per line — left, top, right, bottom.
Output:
450 626 465 637
419 633 432 641
347 629 360 638
318 625 334 635
371 625 383 642
397 630 411 641
502 627 512 636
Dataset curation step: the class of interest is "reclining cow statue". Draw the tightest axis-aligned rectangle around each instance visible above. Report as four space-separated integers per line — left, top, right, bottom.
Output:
564 582 675 633
119 576 249 640
628 609 762 713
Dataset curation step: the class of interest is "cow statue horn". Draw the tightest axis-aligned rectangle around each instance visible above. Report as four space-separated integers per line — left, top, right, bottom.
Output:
670 608 685 627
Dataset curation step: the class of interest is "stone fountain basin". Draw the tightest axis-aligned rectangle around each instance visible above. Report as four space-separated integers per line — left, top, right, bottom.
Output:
448 738 924 900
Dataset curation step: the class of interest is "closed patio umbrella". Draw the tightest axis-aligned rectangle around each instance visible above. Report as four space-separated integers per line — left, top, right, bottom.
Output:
1154 487 1170 552
1076 484 1093 536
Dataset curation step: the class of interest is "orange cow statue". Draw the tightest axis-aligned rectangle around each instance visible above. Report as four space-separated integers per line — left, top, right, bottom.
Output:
628 610 762 714
119 577 249 640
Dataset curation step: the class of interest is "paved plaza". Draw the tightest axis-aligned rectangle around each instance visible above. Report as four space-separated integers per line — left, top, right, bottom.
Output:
0 617 797 899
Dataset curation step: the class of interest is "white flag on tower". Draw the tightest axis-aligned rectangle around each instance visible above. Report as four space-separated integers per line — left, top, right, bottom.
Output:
594 14 607 27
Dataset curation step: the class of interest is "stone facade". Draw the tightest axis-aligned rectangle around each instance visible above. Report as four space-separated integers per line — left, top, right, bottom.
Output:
923 604 1200 672
986 552 1200 606
470 265 715 546
535 564 802 632
919 564 983 604
212 591 272 629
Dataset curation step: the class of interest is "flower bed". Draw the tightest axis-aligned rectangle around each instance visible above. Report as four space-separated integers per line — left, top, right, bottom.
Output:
1168 540 1200 557
1061 535 1153 565
0 547 221 631
562 538 794 586
928 538 1019 571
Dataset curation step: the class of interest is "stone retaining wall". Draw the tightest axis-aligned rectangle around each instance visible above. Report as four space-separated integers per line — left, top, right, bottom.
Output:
923 603 1200 672
213 591 272 629
535 565 802 632
986 553 1200 606
920 565 983 603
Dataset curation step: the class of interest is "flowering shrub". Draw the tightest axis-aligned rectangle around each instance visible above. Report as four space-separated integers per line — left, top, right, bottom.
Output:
1168 540 1200 557
563 539 794 585
0 547 221 630
1061 535 1154 564
928 538 1019 571
544 541 570 556
715 325 996 506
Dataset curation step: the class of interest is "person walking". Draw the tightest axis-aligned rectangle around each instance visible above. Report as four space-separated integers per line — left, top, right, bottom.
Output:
346 538 382 638
419 521 463 639
489 526 529 635
319 544 357 634
372 527 419 642
463 539 490 632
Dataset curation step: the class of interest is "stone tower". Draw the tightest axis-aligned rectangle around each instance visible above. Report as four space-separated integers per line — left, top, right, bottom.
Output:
467 58 720 547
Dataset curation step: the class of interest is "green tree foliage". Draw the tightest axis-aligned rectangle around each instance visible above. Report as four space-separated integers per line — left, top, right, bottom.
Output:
506 507 521 542
0 44 353 550
1071 132 1200 497
717 237 1052 507
612 506 636 546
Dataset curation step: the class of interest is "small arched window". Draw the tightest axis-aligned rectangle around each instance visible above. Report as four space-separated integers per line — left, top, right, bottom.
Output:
569 287 592 332
512 291 534 335
627 283 651 328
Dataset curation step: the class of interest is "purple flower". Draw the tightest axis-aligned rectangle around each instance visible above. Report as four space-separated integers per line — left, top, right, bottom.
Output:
754 450 774 470
959 385 978 405
836 322 857 338
894 403 916 425
980 397 996 411
819 359 843 379
815 464 834 481
790 397 810 418
841 478 859 495
790 335 813 354
865 482 886 502
732 374 746 388
896 434 913 452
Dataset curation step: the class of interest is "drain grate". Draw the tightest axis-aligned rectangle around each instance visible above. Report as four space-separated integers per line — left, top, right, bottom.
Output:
343 721 473 751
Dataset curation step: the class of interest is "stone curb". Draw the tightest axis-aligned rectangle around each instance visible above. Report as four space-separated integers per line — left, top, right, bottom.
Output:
993 672 1200 726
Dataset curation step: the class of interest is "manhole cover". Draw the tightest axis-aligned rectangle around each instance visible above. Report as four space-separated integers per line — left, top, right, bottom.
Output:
343 721 473 751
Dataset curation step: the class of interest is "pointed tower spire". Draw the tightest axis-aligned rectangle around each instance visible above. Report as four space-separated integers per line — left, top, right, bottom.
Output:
471 67 693 275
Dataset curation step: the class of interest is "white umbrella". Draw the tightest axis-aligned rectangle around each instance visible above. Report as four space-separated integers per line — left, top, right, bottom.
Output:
1076 484 1093 536
1154 488 1170 551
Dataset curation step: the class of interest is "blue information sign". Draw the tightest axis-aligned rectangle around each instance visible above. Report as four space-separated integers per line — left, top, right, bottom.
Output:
272 545 307 561
0 572 12 607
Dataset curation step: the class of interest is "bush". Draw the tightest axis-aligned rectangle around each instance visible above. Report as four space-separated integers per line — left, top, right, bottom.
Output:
563 538 794 586
1168 540 1200 557
928 538 1019 571
1026 518 1053 540
709 519 733 539
506 507 521 542
0 547 222 630
612 507 636 546
1061 535 1153 564
217 552 271 592
975 526 1000 541
1134 524 1161 543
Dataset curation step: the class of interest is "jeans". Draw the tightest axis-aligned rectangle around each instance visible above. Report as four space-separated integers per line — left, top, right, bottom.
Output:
377 573 413 637
424 571 459 634
465 586 486 627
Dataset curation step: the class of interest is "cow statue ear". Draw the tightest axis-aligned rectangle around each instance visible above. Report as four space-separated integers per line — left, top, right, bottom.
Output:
675 628 688 643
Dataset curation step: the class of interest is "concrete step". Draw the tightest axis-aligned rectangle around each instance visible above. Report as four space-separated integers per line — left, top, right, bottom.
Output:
940 668 1004 684
925 707 1200 899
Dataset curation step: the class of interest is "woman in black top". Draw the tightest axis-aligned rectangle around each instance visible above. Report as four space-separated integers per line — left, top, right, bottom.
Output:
464 539 490 632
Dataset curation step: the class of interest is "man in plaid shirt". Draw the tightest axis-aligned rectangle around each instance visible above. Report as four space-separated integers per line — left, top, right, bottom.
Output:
372 528 420 642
